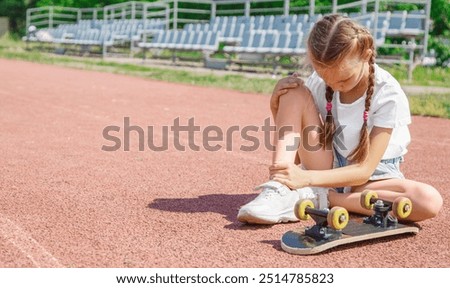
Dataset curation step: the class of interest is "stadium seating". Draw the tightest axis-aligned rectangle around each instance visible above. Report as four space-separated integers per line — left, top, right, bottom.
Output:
220 14 316 55
26 9 427 68
387 11 407 35
138 29 220 52
26 18 166 46
403 10 426 36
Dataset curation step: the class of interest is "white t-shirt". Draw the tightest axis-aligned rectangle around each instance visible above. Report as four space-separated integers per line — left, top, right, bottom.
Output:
305 64 411 160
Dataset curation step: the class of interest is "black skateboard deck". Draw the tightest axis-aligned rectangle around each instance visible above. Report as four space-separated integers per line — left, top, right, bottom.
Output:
281 218 419 255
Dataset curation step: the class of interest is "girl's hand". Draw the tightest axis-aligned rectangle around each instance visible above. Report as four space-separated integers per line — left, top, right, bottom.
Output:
269 162 311 189
271 73 304 119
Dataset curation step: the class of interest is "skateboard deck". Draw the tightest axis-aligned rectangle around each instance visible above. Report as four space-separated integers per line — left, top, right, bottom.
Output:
281 218 419 255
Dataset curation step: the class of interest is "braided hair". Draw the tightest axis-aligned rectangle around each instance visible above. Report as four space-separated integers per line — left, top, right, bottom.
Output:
308 14 376 163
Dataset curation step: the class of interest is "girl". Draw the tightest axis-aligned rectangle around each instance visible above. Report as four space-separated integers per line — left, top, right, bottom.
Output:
237 14 442 224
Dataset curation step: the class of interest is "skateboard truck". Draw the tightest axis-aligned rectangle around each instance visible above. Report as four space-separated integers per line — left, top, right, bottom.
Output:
294 200 349 242
361 190 413 229
304 208 342 241
363 199 398 228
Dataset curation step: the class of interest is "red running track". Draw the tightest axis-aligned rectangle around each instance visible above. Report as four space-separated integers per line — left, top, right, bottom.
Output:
0 59 448 267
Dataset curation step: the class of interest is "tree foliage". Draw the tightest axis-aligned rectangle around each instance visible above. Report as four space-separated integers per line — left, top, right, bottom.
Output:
0 0 27 33
430 0 449 37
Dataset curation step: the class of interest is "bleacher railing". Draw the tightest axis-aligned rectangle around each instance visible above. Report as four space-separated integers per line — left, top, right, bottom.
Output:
26 2 170 29
26 6 80 29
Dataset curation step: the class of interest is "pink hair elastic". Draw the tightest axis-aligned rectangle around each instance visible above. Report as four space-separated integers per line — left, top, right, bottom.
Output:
326 102 332 112
363 111 369 122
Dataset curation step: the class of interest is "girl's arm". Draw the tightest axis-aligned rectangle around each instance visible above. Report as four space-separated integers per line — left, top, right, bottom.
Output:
270 126 393 189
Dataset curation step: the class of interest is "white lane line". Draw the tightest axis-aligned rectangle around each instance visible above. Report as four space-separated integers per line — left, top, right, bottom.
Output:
0 215 64 268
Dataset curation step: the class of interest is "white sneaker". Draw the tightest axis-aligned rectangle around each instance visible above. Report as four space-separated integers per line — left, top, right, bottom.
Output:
296 186 330 210
237 181 300 224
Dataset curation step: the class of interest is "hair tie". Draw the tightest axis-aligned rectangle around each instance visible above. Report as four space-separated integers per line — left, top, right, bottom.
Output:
363 111 369 122
326 102 332 112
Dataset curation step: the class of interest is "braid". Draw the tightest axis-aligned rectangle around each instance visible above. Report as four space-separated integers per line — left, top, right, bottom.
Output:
348 51 376 163
320 85 335 150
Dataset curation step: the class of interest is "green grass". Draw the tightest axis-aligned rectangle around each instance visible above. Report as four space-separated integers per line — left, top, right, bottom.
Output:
384 65 450 88
0 36 449 118
408 94 450 118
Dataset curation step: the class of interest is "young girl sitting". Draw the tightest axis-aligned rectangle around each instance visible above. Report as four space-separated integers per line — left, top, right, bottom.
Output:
237 14 442 224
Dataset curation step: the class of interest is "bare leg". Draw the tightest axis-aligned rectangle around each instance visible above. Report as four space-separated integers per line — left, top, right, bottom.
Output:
329 178 443 222
238 85 334 224
272 85 333 170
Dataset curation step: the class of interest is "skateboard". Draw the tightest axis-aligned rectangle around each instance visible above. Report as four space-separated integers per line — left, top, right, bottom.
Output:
281 190 419 255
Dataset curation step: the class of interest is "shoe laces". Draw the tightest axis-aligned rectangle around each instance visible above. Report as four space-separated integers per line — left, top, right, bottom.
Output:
255 183 287 199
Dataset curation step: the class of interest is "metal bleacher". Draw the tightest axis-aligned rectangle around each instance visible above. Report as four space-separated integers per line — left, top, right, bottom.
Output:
26 18 165 52
135 13 317 69
25 0 432 77
138 29 220 52
136 8 426 62
220 14 312 55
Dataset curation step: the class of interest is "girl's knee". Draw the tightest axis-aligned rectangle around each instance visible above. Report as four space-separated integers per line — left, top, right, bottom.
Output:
414 183 443 219
279 85 314 108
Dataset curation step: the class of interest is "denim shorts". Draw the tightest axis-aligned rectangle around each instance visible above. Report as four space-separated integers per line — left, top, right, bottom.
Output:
333 149 405 193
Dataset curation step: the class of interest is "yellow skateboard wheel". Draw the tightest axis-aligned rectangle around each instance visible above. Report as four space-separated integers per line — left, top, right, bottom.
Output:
327 207 349 230
360 190 378 210
393 197 413 219
294 199 314 220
